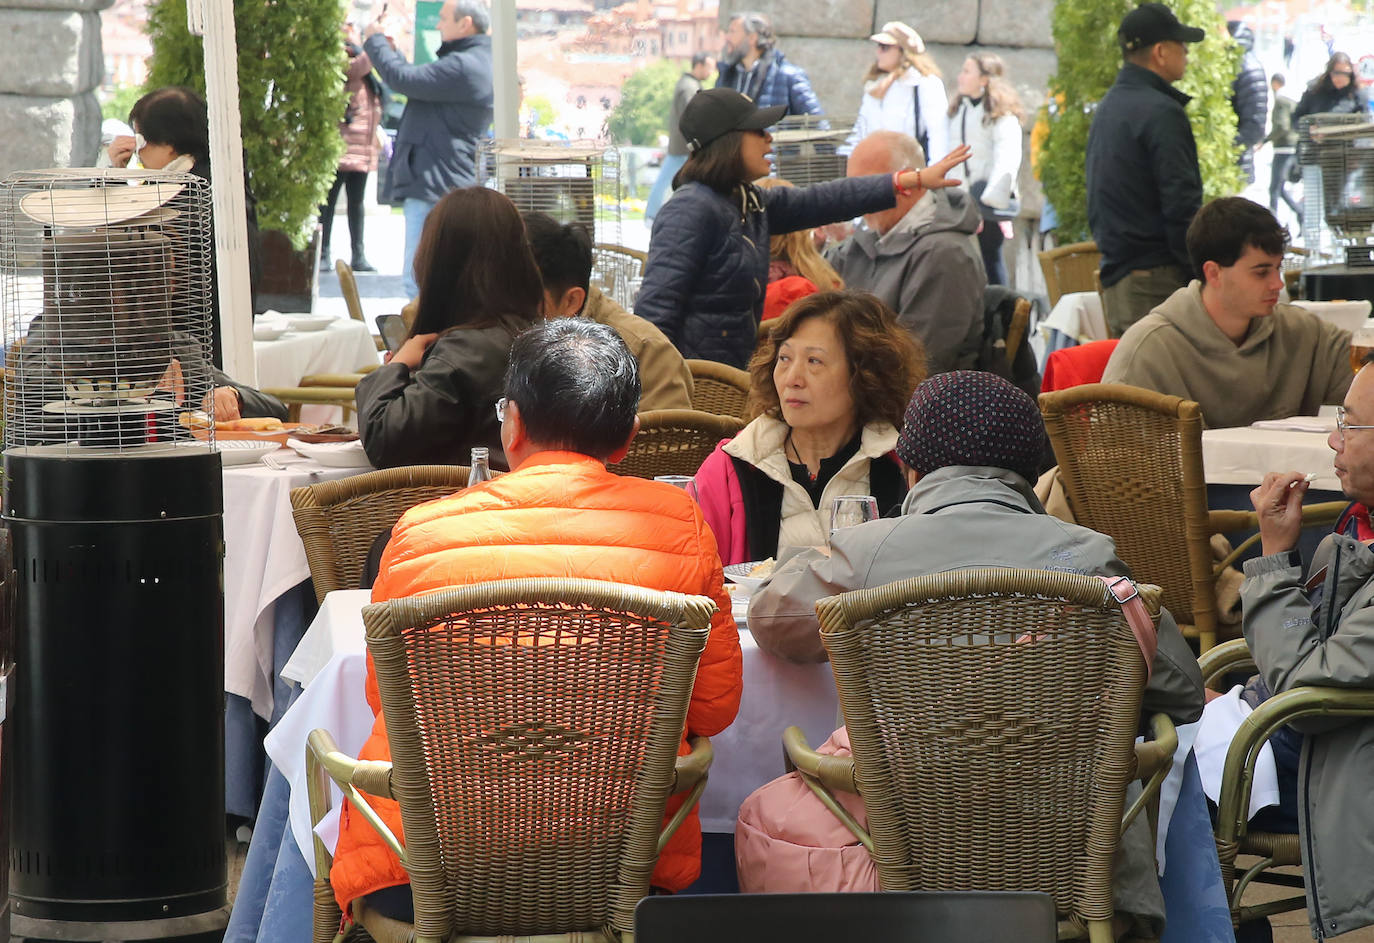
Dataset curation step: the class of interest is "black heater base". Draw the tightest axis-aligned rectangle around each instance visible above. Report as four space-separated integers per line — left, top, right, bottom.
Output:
4 450 226 938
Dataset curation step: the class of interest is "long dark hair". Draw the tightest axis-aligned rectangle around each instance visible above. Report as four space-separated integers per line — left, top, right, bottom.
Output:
1313 52 1358 97
409 187 543 338
673 130 750 194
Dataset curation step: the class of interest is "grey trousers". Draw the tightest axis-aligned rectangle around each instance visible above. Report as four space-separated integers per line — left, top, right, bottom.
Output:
1101 265 1188 338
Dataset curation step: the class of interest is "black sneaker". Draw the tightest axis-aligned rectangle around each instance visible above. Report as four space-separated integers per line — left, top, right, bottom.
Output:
351 257 377 273
319 254 332 272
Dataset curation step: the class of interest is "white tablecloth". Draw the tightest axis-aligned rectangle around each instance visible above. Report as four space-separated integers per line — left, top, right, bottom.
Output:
265 589 841 876
223 451 372 719
1040 291 1108 344
1202 424 1337 490
253 317 379 390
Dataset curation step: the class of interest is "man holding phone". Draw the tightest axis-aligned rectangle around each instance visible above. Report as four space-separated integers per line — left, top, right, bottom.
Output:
363 0 493 299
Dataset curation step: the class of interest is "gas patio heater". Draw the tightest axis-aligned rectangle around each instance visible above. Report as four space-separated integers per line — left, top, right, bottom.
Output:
1 169 228 942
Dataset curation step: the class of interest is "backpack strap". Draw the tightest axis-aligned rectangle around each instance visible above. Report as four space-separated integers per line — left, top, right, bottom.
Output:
1097 575 1157 681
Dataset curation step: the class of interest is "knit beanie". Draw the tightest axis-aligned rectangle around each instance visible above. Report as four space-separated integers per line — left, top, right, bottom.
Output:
895 370 1047 483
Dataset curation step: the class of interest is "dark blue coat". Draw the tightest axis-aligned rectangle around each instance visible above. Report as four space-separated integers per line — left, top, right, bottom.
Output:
1085 64 1202 289
634 175 895 367
716 49 824 117
364 33 493 203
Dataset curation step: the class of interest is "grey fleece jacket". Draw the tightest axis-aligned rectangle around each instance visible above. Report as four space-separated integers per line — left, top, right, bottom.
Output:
826 187 986 374
747 465 1205 933
1243 535 1374 938
1102 281 1352 429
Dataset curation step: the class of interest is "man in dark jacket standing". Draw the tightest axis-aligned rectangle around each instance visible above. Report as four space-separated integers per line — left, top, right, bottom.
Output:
1228 21 1268 185
364 0 493 299
716 11 823 117
1086 3 1205 338
1266 74 1302 221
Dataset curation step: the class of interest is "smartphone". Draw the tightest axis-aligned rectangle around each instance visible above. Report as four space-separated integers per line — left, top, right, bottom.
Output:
375 314 408 354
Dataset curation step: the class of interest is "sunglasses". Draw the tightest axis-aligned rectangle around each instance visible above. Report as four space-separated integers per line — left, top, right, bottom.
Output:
875 42 897 51
1333 70 1355 78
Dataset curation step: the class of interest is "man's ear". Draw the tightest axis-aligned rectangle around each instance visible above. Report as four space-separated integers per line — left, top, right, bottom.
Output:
564 286 587 317
1201 259 1221 286
605 415 641 465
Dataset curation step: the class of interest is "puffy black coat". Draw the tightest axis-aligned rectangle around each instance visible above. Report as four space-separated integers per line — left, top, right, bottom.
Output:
1293 81 1369 122
1229 24 1268 183
634 175 895 367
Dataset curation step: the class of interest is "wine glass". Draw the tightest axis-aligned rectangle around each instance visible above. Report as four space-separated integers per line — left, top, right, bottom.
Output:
829 495 879 537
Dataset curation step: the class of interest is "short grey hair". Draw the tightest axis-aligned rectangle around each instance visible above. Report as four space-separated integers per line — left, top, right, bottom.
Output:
729 11 774 51
864 130 927 172
454 0 490 33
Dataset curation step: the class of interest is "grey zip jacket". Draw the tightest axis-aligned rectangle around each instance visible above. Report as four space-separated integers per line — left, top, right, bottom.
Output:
1243 534 1374 938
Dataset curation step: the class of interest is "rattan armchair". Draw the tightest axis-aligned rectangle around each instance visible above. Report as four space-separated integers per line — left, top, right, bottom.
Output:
261 385 359 424
1038 241 1102 308
335 260 384 352
306 577 717 943
290 465 471 603
592 243 648 309
685 360 751 420
789 567 1176 942
616 409 744 480
1039 384 1345 652
1198 640 1374 929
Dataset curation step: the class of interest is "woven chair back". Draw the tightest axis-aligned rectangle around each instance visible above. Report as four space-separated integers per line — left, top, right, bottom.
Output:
685 360 751 421
1039 383 1213 631
335 260 365 323
816 567 1155 926
363 578 714 939
290 465 470 604
591 244 647 309
616 409 744 480
1037 241 1101 307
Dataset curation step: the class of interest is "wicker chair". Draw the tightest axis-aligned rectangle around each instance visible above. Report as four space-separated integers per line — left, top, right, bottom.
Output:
262 385 360 424
335 260 385 351
290 465 471 604
790 567 1177 942
1039 384 1344 652
686 360 751 420
306 577 717 943
616 409 744 480
1038 241 1102 308
591 243 647 309
1199 640 1374 929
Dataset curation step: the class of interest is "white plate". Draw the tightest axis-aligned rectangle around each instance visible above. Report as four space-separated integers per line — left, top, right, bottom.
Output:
286 437 371 468
723 561 774 594
289 316 334 332
216 439 281 466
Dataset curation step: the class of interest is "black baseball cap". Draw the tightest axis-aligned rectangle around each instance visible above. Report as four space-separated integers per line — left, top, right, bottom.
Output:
1119 3 1205 52
679 88 786 153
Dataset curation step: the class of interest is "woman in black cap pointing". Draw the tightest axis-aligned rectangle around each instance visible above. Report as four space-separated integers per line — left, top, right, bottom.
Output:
634 87 969 369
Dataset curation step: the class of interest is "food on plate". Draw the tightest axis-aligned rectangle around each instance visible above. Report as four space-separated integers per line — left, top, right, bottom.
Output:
291 423 360 443
748 558 776 579
217 417 285 432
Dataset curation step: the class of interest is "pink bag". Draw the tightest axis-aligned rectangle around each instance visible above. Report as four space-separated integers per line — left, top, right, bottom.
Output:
734 727 879 893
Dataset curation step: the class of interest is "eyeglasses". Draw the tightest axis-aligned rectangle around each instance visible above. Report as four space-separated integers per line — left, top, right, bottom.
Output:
1335 405 1374 439
1333 70 1355 78
875 42 897 51
495 397 508 423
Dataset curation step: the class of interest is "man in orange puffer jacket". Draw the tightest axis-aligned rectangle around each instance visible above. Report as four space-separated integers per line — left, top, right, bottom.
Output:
330 318 743 918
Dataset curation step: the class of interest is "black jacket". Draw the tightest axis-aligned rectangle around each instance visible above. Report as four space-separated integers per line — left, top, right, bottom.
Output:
1229 25 1268 183
1293 81 1369 122
1085 64 1202 289
354 315 529 470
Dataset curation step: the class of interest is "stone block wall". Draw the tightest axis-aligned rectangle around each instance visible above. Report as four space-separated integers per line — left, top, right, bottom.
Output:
726 1 1061 293
0 0 110 174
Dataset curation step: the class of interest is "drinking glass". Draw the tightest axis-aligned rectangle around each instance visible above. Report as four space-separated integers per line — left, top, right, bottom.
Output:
655 475 700 501
829 494 879 536
1351 326 1374 375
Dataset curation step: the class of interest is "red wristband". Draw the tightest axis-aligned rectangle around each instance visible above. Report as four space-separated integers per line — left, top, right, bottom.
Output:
893 169 922 197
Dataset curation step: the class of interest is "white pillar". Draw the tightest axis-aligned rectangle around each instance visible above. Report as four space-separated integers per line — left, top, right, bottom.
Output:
491 0 518 139
191 0 256 384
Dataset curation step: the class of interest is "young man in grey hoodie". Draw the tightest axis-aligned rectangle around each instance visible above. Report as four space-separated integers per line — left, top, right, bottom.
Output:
827 130 986 375
1102 197 1351 429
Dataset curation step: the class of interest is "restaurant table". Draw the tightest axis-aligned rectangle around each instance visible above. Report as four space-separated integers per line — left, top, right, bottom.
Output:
1202 419 1338 492
221 447 375 817
226 589 1233 943
252 316 379 391
1039 290 1108 352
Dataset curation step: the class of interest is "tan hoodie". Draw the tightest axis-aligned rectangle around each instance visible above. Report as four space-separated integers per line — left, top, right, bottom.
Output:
1102 280 1352 428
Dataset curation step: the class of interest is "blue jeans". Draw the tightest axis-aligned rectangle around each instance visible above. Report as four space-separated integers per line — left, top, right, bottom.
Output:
645 154 686 223
402 197 437 300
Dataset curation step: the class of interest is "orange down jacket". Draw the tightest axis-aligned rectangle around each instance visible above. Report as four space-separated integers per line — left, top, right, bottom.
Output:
329 450 744 911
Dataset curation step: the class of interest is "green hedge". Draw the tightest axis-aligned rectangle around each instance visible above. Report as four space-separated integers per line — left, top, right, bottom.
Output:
1041 0 1243 241
145 0 349 248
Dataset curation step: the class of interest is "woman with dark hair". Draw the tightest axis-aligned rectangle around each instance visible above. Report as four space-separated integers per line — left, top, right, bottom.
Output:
354 186 542 469
1293 52 1368 120
948 52 1024 285
634 87 969 369
692 291 926 565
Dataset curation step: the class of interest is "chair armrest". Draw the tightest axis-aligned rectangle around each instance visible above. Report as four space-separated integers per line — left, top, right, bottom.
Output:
780 725 871 853
1215 687 1374 848
306 729 405 864
300 373 366 388
1199 638 1255 690
1208 509 1259 536
657 736 714 854
1211 502 1347 575
1123 714 1177 833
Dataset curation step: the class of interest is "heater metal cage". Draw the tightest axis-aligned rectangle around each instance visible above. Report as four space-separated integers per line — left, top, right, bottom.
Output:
0 169 216 453
481 139 622 246
770 114 854 187
1297 113 1374 265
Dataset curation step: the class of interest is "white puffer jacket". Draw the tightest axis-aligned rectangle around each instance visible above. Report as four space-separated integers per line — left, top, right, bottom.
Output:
948 96 1022 211
847 69 949 162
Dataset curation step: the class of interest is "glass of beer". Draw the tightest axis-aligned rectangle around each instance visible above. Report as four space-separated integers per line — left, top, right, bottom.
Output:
1351 327 1374 374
